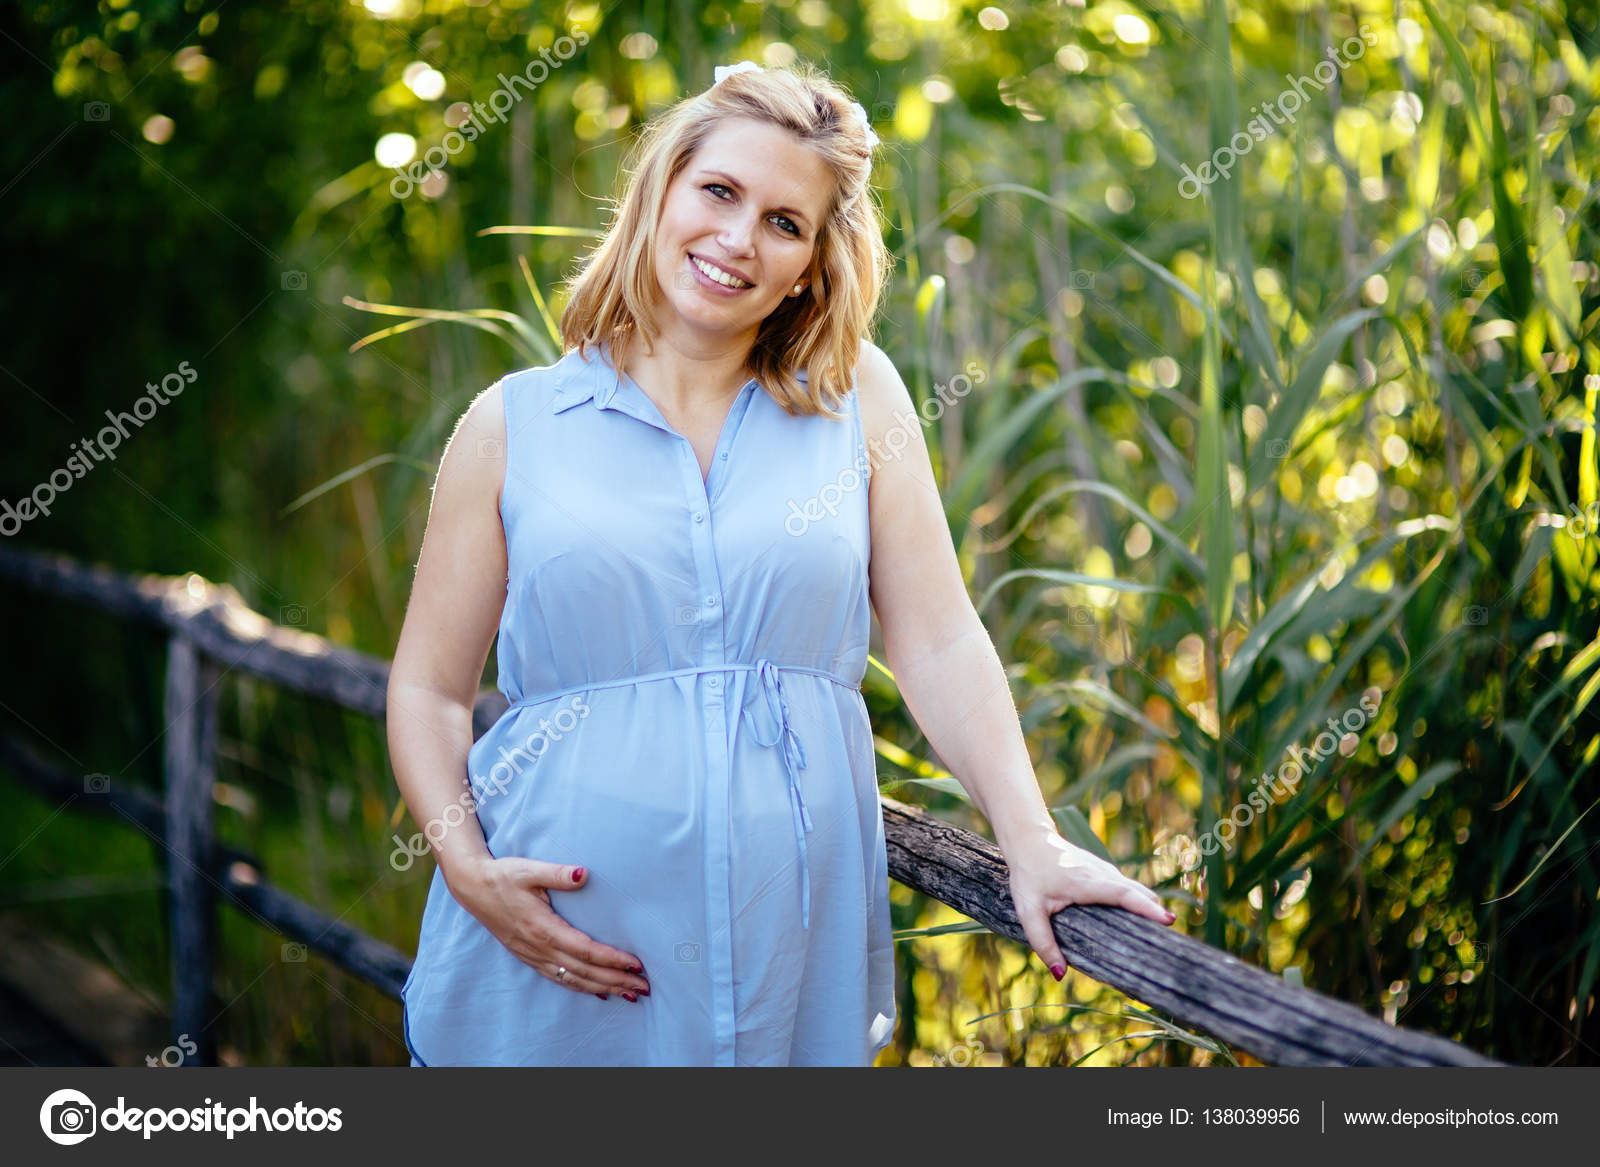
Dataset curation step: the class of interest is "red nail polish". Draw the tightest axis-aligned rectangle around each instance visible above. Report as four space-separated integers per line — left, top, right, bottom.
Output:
1050 964 1066 981
572 867 585 883
630 963 643 974
622 991 637 1002
596 993 607 1000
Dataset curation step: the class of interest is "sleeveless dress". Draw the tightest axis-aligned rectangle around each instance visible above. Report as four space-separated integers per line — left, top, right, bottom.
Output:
400 337 897 1066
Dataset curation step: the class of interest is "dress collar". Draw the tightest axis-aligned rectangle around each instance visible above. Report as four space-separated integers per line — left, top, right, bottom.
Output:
550 341 618 414
551 338 775 432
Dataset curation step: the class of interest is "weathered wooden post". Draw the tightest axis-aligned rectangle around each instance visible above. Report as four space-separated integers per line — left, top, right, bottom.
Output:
162 634 220 1067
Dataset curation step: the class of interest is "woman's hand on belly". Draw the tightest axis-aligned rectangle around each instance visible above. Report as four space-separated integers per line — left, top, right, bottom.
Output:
449 854 654 1001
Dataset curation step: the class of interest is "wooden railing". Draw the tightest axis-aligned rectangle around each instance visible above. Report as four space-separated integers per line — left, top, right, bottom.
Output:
0 545 1501 1066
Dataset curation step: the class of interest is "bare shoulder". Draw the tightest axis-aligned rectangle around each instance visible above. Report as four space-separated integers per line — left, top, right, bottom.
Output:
852 339 918 455
438 380 508 511
394 379 510 703
447 380 506 451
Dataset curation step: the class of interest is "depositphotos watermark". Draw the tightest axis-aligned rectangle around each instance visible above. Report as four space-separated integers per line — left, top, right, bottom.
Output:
38 1088 342 1144
1178 23 1378 199
389 32 589 199
1161 689 1383 869
390 694 590 870
930 1034 987 1067
784 359 987 535
1 360 197 536
1556 499 1600 541
145 1033 197 1068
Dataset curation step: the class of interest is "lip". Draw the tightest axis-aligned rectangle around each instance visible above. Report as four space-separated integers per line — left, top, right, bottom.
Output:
687 252 755 288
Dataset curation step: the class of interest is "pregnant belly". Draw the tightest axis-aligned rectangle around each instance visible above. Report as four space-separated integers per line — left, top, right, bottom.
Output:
463 706 709 935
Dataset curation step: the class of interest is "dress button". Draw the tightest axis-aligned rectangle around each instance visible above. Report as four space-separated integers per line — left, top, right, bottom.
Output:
693 511 705 523
708 676 721 689
706 596 717 607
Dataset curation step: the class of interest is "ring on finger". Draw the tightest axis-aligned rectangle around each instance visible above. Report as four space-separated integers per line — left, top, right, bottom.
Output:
556 965 569 982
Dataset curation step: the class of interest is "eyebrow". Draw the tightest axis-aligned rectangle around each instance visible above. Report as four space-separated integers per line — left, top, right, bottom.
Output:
695 170 813 229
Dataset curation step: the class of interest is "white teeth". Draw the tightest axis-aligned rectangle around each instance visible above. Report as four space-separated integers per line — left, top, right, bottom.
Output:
691 255 750 288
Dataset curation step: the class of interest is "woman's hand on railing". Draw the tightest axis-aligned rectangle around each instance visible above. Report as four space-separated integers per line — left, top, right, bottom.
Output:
1001 829 1175 982
448 855 652 1001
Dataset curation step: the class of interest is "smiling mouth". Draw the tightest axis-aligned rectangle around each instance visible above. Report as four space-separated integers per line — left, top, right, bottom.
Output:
688 252 754 289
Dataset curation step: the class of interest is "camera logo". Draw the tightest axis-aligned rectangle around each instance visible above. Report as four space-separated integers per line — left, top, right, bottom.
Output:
40 1088 97 1145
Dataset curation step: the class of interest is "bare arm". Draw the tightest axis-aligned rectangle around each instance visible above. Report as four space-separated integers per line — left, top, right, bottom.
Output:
387 381 509 896
856 342 1051 851
386 381 650 1001
856 340 1172 978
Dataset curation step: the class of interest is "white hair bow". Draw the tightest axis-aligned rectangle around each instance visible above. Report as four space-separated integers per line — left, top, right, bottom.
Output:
846 100 880 149
711 60 880 150
712 60 763 85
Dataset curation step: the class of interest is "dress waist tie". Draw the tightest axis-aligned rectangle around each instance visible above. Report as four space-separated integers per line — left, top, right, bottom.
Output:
503 658 858 930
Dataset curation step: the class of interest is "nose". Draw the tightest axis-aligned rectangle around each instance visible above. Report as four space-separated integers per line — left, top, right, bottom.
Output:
716 212 757 256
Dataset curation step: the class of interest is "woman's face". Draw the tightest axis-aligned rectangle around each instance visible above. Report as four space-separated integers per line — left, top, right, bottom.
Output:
650 116 835 344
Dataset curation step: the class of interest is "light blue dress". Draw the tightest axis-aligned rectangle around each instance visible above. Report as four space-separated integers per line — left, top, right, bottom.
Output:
401 337 897 1066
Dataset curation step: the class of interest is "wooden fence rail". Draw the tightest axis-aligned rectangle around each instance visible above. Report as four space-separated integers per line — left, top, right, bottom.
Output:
0 545 1500 1066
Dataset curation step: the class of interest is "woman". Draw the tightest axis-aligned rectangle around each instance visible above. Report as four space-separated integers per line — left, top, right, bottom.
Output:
387 59 1173 1067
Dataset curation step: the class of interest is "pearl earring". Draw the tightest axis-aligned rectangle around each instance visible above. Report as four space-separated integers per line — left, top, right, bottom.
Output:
792 283 803 295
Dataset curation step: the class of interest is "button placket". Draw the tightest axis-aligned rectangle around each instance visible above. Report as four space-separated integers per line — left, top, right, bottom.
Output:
668 379 757 1065
675 433 738 1064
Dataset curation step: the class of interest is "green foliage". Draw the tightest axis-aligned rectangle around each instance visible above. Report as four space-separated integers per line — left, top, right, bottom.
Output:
2 0 1597 1066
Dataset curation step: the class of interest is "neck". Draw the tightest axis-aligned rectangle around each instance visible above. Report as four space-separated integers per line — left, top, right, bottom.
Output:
610 329 755 416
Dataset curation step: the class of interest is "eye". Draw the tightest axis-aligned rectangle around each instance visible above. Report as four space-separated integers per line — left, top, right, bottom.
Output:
703 184 802 237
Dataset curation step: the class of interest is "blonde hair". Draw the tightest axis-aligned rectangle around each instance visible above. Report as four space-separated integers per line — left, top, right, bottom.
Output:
557 61 891 418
